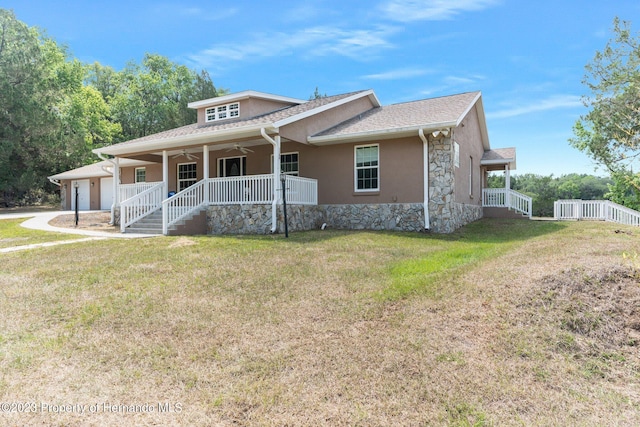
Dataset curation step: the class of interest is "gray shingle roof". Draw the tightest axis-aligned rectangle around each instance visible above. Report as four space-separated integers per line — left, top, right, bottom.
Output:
313 91 480 137
482 147 515 162
106 91 367 148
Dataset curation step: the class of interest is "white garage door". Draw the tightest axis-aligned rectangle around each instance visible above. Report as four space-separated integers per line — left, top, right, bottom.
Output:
100 177 113 210
70 179 90 211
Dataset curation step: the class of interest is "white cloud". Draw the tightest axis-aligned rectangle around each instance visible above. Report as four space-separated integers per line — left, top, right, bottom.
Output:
362 67 432 80
187 26 397 68
380 0 501 22
487 95 583 119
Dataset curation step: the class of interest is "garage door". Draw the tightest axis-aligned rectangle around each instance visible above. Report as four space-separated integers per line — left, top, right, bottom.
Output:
70 179 90 211
100 177 113 210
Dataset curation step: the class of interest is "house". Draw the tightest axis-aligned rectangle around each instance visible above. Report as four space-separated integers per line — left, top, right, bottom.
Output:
49 89 530 235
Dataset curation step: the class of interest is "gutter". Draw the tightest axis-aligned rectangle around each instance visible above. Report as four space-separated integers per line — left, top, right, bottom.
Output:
260 128 280 233
418 128 430 230
48 177 61 187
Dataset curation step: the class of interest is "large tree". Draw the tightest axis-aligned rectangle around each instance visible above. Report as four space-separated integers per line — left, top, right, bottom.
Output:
570 18 640 207
0 10 122 205
95 54 223 142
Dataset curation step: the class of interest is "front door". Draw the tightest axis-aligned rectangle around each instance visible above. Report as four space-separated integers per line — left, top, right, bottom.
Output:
218 156 246 177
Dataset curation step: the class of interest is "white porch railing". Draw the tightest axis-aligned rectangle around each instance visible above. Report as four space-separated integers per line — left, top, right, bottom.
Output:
160 174 318 234
120 182 164 232
284 175 318 205
208 174 274 205
119 181 162 203
554 199 640 226
482 188 532 218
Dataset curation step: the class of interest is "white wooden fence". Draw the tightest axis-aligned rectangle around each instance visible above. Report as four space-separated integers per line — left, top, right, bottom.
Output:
554 199 640 226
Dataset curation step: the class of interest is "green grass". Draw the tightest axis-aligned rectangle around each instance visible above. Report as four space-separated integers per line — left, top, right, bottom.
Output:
0 219 638 426
0 218 80 249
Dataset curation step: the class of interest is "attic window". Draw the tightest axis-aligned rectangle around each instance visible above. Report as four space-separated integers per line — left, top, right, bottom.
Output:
205 102 240 122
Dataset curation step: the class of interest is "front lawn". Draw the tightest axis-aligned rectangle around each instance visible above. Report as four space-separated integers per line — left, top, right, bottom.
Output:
0 219 638 426
0 218 81 249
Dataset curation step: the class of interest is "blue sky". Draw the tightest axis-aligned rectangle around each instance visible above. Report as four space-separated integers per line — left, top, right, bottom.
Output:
5 0 640 176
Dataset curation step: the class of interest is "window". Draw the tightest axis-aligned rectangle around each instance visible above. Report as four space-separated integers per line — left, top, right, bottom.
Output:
177 163 197 191
454 142 460 168
205 102 240 122
271 152 299 176
469 156 474 197
135 167 146 183
355 145 379 191
218 156 246 177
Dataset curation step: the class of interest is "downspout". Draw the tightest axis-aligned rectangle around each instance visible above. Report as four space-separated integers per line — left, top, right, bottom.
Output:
261 128 280 233
418 128 430 230
48 177 61 187
96 152 118 225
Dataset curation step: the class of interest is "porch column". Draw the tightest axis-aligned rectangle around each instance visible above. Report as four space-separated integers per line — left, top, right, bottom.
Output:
505 165 511 190
203 145 209 203
111 157 119 225
162 150 168 198
505 164 511 209
273 135 281 203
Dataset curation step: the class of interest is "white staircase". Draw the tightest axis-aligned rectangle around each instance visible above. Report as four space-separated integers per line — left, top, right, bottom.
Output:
124 210 163 234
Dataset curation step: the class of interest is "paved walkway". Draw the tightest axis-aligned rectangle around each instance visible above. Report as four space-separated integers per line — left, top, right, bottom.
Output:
0 211 158 253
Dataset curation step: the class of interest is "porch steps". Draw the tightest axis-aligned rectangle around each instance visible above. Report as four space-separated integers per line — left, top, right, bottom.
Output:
483 207 530 220
125 210 163 234
167 207 207 236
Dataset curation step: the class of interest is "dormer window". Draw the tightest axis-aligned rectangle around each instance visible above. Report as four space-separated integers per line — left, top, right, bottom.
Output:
205 102 240 122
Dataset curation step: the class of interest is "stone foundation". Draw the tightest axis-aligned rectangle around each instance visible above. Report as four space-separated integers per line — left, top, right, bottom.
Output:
205 202 481 235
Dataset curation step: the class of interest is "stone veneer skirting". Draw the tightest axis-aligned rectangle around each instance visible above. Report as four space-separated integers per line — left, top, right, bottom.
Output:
205 202 483 235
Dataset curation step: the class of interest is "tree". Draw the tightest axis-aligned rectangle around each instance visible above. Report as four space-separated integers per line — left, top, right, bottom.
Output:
570 18 640 208
0 9 119 205
106 54 223 142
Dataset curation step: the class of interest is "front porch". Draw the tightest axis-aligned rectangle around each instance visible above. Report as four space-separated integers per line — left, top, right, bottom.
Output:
118 174 318 235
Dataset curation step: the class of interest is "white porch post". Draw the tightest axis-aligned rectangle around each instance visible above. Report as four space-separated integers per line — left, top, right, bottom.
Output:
162 150 168 198
203 145 209 203
505 164 511 209
112 157 120 225
260 128 281 233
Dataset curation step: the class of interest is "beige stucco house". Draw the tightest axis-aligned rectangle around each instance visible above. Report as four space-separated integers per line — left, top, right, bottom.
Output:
49 89 530 235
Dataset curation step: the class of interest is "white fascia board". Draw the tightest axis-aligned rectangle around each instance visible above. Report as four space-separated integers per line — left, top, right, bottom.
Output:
308 121 457 145
273 90 380 129
188 91 304 109
480 158 515 165
93 124 276 156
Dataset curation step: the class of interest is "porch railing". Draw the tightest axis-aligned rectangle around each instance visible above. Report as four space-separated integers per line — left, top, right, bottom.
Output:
284 175 318 205
554 199 640 226
120 182 164 232
482 188 532 218
119 181 162 203
160 174 318 234
208 174 274 205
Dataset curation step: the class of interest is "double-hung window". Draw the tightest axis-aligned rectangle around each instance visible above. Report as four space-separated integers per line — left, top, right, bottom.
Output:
177 163 197 191
135 167 146 183
271 152 299 176
355 145 379 191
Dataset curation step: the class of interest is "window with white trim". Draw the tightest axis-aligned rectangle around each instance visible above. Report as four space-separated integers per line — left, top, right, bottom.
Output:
271 152 299 176
135 167 146 183
205 102 240 122
355 144 379 191
177 163 197 191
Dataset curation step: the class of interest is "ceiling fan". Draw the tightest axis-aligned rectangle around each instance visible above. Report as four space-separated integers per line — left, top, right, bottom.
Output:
226 144 254 154
172 150 200 160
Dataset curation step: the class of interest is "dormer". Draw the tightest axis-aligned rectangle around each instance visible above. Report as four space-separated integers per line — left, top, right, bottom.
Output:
188 91 305 127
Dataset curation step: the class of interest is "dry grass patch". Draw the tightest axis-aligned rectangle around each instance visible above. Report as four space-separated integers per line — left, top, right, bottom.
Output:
0 221 638 425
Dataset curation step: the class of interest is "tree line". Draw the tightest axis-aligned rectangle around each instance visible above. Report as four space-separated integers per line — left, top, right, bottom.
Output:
0 9 223 206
